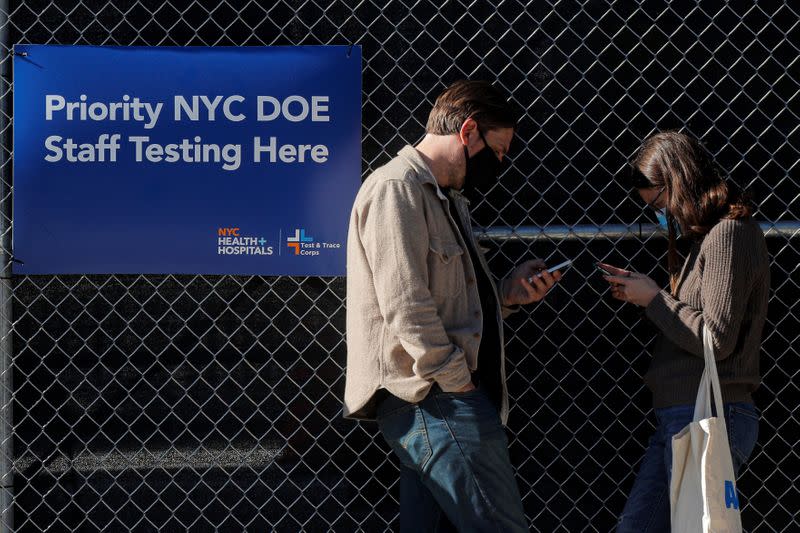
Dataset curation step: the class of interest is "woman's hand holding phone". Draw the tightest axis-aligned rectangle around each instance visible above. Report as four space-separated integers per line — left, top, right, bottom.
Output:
599 262 661 307
597 262 631 277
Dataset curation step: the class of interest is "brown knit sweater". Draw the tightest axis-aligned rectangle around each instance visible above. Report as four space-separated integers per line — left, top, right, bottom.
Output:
644 218 770 408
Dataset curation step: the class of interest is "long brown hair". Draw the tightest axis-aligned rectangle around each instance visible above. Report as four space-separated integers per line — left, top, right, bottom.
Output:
632 131 752 294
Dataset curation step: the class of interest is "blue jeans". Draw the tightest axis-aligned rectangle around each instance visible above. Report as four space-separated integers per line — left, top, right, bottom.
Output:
616 402 760 533
376 384 528 532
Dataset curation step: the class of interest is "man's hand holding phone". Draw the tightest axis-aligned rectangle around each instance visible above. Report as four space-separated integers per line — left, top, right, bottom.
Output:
502 259 564 306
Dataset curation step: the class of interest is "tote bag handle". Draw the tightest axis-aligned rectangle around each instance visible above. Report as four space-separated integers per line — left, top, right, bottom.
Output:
693 326 727 435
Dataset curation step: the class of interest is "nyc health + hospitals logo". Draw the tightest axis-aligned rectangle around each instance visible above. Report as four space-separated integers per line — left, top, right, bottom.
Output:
217 227 274 256
286 228 341 256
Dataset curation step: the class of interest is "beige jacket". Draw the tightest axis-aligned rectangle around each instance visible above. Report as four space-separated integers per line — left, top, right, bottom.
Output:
344 145 517 424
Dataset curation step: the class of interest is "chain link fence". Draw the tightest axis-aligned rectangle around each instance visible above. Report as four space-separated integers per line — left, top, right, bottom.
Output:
1 0 798 531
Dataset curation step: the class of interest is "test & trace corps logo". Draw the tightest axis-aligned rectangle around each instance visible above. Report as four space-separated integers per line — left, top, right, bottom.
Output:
286 228 341 257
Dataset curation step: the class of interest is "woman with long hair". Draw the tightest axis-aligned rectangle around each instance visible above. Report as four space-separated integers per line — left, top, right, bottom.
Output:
601 131 770 532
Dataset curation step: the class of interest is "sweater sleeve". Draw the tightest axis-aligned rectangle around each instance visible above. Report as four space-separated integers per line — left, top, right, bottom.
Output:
644 220 761 360
357 178 472 391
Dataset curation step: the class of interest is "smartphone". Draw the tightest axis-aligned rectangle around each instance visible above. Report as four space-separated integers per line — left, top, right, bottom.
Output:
596 263 614 276
527 259 572 282
597 263 632 278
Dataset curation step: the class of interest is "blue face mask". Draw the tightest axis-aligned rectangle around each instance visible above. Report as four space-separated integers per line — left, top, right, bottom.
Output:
654 206 681 237
655 207 669 229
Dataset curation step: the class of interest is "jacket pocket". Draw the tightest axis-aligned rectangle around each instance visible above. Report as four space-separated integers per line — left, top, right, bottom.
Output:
427 236 465 298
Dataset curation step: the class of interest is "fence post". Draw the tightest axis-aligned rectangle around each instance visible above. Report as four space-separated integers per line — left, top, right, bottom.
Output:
0 0 14 530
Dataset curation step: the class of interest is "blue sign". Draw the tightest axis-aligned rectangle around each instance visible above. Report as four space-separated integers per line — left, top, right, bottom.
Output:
13 45 361 275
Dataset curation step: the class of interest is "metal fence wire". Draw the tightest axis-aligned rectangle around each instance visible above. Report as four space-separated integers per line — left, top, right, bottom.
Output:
0 0 798 531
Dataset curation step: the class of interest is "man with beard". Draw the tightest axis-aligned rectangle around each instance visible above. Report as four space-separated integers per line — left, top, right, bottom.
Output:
344 80 562 532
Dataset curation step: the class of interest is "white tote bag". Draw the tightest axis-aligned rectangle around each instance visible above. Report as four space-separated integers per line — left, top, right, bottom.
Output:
669 326 743 533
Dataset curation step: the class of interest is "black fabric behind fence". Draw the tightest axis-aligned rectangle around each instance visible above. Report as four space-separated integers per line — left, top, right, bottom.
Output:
2 0 798 531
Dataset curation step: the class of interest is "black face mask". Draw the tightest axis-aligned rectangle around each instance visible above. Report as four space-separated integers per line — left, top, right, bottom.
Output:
461 129 504 196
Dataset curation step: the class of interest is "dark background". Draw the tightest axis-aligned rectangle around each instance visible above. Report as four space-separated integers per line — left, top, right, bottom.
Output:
2 0 798 531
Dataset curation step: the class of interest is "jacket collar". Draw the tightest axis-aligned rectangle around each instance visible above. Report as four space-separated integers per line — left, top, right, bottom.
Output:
398 145 449 201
